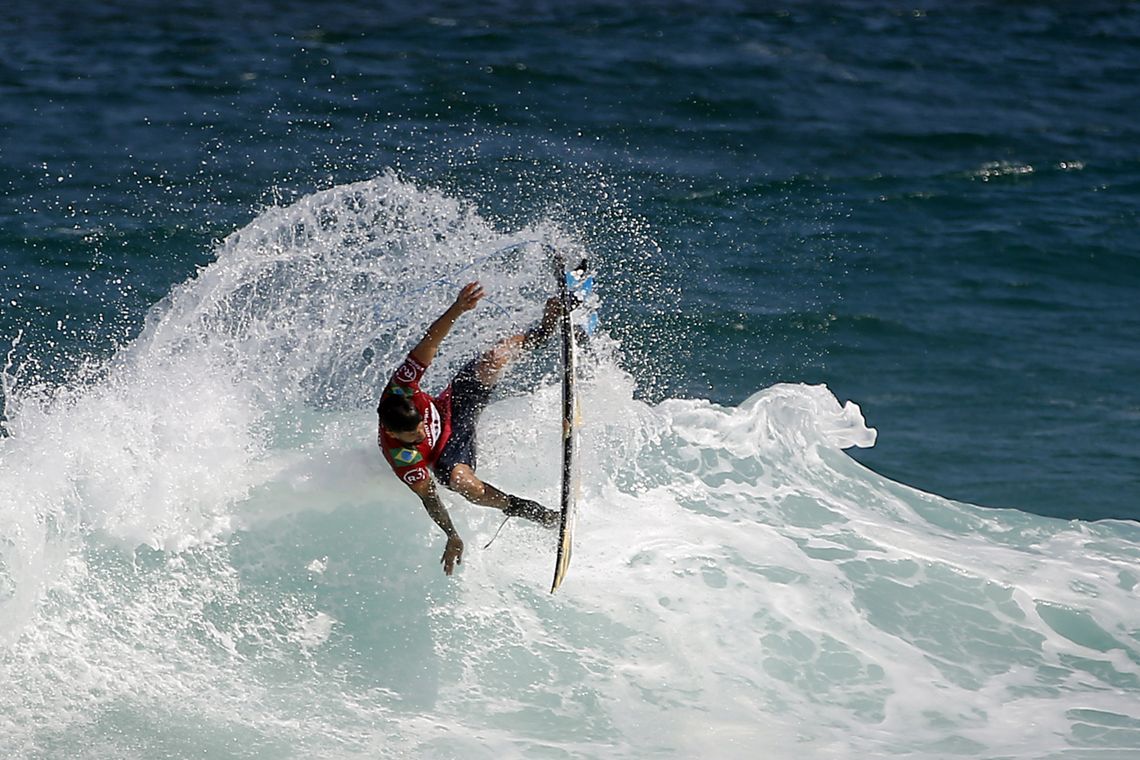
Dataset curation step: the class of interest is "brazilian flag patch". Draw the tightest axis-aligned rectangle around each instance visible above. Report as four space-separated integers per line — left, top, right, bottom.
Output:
390 447 423 466
389 386 412 397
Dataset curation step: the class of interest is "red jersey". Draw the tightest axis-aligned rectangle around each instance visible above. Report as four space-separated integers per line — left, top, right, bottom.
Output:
377 353 453 489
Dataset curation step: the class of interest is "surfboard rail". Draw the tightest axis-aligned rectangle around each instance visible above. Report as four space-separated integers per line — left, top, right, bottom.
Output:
551 255 585 593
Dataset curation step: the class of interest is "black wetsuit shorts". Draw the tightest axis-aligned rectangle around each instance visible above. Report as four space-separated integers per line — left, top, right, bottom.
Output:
433 358 494 487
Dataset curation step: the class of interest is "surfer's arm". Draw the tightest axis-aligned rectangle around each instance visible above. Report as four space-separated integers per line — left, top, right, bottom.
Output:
409 477 464 575
410 282 484 367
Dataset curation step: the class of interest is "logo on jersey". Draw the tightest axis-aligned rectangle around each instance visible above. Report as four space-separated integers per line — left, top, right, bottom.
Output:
390 447 423 466
403 468 427 485
426 401 441 446
396 362 418 383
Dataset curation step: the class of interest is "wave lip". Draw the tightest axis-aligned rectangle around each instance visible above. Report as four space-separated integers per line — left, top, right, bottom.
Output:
663 382 877 457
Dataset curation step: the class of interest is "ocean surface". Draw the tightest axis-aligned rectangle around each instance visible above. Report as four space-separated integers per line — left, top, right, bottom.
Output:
2 2 1139 758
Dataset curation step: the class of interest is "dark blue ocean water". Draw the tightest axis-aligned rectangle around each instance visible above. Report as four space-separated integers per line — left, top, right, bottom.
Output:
4 3 1140 757
4 1 1137 521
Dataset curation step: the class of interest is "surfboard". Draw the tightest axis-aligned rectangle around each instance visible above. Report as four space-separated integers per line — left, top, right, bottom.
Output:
551 258 594 593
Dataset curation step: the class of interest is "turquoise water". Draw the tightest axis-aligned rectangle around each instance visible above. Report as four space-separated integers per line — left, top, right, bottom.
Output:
2 3 1139 758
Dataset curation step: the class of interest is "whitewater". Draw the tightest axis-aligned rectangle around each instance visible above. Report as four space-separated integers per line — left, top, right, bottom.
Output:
2 175 1138 759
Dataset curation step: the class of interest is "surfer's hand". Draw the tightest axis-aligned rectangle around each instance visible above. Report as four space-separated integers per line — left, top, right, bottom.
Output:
441 534 464 575
453 282 484 313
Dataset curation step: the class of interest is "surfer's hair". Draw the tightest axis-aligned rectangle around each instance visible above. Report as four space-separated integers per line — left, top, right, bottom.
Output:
378 395 422 433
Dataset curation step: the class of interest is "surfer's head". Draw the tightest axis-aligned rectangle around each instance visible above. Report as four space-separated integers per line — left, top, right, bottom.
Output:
378 395 426 444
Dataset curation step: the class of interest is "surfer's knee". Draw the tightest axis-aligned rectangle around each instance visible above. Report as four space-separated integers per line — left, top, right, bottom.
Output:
474 335 526 385
448 464 481 498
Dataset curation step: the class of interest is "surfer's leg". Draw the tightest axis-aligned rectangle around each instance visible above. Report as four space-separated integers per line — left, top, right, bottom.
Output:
448 464 559 528
473 297 562 386
472 334 527 386
447 464 508 509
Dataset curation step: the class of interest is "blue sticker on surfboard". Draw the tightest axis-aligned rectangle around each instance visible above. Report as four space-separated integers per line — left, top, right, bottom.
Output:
565 260 599 339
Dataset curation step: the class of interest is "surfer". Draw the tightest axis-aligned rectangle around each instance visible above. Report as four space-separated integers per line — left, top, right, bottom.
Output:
377 282 561 576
